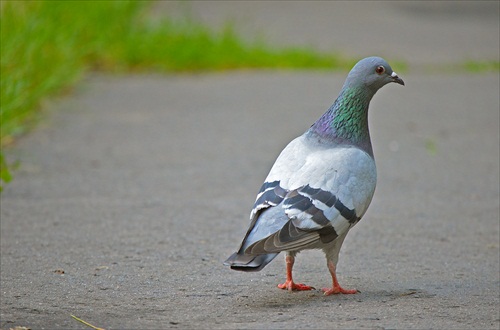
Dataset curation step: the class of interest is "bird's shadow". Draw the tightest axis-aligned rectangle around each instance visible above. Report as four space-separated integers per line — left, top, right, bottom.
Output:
249 287 434 310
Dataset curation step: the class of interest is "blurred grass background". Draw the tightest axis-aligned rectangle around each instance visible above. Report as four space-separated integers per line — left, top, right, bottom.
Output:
0 0 358 190
1 0 496 190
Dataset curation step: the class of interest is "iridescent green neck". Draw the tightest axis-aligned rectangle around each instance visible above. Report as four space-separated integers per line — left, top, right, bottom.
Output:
308 86 374 156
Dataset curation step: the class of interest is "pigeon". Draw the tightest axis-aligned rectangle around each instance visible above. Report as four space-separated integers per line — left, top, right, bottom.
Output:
224 57 404 295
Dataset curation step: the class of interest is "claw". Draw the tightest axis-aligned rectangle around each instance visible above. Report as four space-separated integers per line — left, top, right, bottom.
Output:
278 280 314 291
322 286 358 295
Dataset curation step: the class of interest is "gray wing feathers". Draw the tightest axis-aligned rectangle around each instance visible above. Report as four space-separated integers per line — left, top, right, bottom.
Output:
246 219 320 254
231 181 358 257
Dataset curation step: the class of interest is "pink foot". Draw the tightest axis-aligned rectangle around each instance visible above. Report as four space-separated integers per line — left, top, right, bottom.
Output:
322 286 358 295
323 260 358 295
278 255 315 292
278 280 314 291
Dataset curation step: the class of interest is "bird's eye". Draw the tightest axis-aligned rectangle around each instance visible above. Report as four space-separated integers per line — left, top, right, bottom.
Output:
375 66 385 74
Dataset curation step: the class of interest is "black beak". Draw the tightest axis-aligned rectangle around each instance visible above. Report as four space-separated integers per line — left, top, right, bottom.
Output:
391 72 405 86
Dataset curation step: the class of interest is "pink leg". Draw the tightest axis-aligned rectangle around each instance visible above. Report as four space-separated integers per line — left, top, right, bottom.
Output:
322 260 358 295
277 255 314 291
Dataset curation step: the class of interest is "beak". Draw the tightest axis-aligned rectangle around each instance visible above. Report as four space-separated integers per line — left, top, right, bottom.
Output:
391 71 405 86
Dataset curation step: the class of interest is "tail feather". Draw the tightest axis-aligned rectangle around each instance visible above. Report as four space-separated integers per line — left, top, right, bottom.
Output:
224 252 279 272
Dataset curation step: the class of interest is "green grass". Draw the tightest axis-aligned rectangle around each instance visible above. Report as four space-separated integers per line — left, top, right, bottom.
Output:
1 0 358 190
424 60 500 74
462 60 500 73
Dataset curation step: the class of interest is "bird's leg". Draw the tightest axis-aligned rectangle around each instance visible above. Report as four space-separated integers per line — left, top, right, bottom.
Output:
322 260 358 295
277 255 314 291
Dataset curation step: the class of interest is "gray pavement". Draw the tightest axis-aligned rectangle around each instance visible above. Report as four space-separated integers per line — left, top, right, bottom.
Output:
159 1 500 66
1 2 499 329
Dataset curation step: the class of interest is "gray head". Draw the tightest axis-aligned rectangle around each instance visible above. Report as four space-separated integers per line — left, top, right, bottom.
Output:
343 56 404 93
307 56 404 155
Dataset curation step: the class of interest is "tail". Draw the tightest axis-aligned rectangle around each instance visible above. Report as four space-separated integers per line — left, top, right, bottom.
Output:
224 252 279 272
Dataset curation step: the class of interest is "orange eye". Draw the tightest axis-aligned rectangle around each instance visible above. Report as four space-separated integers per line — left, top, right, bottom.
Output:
375 66 385 74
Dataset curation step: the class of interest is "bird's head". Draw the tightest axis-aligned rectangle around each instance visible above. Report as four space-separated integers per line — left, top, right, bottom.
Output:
345 57 405 92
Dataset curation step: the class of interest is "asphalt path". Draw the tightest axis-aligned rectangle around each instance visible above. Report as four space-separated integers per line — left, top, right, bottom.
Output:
1 2 499 329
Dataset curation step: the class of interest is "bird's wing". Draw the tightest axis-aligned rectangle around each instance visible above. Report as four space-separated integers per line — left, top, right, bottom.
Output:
243 135 376 255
